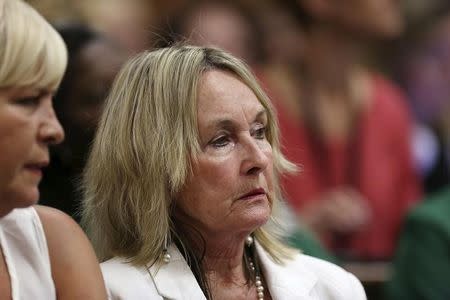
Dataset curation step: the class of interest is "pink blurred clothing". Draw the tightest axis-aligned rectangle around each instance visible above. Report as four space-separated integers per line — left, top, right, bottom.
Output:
273 74 422 259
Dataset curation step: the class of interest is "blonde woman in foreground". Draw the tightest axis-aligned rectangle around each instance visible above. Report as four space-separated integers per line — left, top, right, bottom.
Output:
0 0 107 298
82 45 367 300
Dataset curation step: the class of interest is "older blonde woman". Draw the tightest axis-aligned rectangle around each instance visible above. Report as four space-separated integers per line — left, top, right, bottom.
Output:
0 0 106 298
82 45 366 299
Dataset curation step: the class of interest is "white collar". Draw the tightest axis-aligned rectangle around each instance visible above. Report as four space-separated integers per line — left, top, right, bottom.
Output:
149 244 206 299
256 242 317 299
149 241 318 299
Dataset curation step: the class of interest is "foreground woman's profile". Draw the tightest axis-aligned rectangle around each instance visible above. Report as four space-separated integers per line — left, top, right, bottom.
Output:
82 45 367 300
0 0 107 299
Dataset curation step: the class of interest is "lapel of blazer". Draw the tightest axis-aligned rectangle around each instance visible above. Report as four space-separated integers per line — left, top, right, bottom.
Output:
149 245 207 300
150 242 318 299
256 242 318 299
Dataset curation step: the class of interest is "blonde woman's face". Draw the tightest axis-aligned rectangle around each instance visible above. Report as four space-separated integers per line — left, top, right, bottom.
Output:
0 86 64 216
176 70 274 237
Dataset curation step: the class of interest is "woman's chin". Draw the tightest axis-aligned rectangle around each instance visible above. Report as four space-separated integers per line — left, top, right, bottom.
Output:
241 207 271 230
0 189 38 217
10 187 40 209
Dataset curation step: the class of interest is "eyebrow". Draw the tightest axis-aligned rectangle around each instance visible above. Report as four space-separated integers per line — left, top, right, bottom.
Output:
207 109 267 131
255 109 268 122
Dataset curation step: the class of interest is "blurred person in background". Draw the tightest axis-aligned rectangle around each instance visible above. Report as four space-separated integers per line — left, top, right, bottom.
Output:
384 185 450 300
384 8 450 299
39 24 127 222
255 0 337 263
75 0 155 54
0 0 106 298
256 0 305 138
393 5 450 194
165 0 264 67
275 0 422 260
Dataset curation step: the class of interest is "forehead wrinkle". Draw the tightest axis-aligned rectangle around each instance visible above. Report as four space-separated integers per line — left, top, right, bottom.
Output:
240 104 267 126
198 70 267 136
207 119 235 132
204 107 266 133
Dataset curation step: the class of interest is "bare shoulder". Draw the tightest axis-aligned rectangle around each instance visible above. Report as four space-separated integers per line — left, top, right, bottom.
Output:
34 205 91 254
34 205 80 233
34 205 107 300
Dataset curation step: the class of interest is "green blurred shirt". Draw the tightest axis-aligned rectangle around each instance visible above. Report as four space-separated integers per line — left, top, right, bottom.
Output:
384 186 450 300
287 229 337 264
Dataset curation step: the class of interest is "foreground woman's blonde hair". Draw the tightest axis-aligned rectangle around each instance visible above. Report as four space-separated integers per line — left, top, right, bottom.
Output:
0 0 67 89
81 45 297 267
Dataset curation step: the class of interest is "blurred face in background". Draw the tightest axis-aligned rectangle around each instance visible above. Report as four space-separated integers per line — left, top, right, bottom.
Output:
76 0 155 54
60 39 125 167
308 0 404 38
402 14 450 123
180 3 255 64
0 87 64 216
260 7 305 66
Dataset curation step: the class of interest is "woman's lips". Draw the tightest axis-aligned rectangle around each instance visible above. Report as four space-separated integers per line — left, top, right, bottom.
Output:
25 166 43 177
24 162 48 177
239 188 266 200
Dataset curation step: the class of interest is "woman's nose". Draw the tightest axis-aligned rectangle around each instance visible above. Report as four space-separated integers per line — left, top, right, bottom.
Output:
240 139 270 176
38 102 65 145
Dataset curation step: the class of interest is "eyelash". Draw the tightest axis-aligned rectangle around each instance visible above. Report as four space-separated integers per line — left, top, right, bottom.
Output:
209 125 267 148
15 90 54 108
16 96 41 107
253 126 267 139
211 135 230 148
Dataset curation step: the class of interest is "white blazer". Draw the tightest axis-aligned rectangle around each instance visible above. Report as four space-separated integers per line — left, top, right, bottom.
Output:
101 242 366 300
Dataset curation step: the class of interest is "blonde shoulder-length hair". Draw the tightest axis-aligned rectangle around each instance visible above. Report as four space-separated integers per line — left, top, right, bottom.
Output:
81 45 297 266
0 0 67 90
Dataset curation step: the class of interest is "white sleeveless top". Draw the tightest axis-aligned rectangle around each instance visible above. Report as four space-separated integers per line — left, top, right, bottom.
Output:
0 207 56 299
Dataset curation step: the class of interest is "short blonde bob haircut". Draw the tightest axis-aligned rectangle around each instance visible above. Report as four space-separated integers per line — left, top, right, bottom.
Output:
81 45 297 267
0 0 67 90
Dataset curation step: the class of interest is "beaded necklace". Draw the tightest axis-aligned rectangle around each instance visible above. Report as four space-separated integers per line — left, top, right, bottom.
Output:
161 235 266 299
245 235 265 300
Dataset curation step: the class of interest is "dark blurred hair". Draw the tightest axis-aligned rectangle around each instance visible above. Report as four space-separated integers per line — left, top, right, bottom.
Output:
277 0 314 29
53 23 100 122
154 0 266 64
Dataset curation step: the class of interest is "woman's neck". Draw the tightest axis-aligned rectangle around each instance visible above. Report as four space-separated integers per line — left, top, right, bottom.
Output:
202 234 247 280
202 235 265 300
